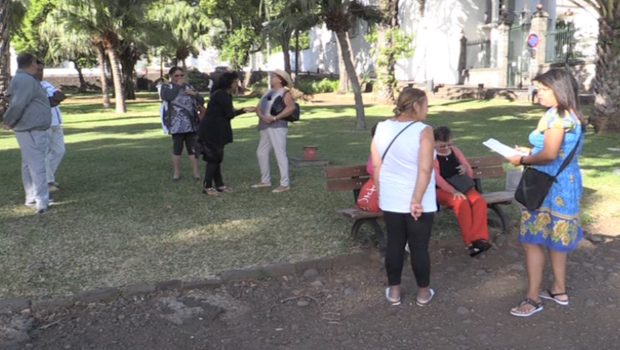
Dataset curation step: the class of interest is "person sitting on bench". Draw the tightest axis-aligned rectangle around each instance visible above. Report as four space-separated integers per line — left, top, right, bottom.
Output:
433 126 491 257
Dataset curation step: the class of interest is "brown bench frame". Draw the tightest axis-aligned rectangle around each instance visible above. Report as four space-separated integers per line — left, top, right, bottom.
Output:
325 155 514 249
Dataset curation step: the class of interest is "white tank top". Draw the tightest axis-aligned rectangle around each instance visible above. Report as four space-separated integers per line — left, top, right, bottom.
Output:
375 120 437 213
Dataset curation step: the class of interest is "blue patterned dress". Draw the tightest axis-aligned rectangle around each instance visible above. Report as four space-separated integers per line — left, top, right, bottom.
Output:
519 108 584 252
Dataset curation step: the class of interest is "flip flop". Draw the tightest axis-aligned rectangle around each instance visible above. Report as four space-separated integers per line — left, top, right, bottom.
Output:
385 287 401 306
416 288 435 307
539 289 569 306
510 298 544 317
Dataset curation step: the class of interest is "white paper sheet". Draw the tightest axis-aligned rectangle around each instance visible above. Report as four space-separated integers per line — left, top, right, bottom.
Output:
483 138 527 158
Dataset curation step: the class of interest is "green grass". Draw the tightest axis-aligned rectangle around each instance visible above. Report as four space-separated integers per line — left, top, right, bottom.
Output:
1 95 618 299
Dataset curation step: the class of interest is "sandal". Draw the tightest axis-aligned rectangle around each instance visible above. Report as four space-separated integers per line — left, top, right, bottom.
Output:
416 288 435 307
202 188 219 196
217 186 234 193
469 239 492 257
510 298 544 317
250 182 271 188
539 289 569 306
272 186 290 193
385 287 401 306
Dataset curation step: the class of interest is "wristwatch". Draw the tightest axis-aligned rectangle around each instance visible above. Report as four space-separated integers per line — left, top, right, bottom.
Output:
520 156 527 165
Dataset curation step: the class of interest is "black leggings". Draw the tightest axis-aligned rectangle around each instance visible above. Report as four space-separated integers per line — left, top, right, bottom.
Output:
383 211 434 287
204 162 224 189
172 132 196 156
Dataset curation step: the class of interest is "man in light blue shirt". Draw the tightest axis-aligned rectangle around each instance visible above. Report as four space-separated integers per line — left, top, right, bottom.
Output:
36 60 66 191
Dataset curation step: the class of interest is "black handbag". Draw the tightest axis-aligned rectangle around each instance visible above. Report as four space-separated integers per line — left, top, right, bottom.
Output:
515 137 581 211
446 174 476 193
270 91 300 122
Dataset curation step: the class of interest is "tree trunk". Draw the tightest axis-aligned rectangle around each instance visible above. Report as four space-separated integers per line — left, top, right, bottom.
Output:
376 0 399 105
589 16 620 134
335 31 366 130
0 1 11 120
337 41 351 93
282 37 292 75
294 29 300 87
96 45 111 108
416 0 426 18
106 48 127 113
71 59 87 93
121 56 136 100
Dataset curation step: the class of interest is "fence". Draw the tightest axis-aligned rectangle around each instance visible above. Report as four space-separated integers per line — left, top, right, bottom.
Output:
545 26 577 63
466 39 494 69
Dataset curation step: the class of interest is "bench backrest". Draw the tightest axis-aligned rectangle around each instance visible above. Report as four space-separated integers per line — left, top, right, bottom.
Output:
324 155 506 197
325 165 370 201
467 155 505 192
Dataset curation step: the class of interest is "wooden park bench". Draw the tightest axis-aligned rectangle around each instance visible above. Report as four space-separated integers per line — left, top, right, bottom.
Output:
324 155 515 249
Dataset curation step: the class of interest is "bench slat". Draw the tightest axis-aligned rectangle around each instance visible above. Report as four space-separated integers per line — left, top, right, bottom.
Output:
336 208 384 219
326 178 369 192
482 191 514 204
469 156 503 168
325 165 368 179
472 166 505 179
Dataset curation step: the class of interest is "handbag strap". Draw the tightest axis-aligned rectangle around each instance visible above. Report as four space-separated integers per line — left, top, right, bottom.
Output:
381 121 418 161
552 133 581 179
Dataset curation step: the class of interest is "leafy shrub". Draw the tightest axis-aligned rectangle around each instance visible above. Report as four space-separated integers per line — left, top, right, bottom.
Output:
296 78 339 94
185 68 211 92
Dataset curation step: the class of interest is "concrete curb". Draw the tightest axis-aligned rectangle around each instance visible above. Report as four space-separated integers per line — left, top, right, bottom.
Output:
0 251 371 315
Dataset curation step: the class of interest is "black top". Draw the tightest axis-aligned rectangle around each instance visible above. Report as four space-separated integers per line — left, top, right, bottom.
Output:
197 89 245 147
437 151 460 179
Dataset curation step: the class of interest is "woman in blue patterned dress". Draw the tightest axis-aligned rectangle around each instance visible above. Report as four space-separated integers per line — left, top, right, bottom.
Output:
505 69 585 317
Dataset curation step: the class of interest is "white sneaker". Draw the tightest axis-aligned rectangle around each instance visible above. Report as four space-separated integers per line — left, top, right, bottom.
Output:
25 198 54 207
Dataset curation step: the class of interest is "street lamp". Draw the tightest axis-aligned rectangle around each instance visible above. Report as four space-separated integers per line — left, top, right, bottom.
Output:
564 9 574 67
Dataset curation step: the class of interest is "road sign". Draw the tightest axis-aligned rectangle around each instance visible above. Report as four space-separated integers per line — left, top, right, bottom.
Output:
527 34 539 48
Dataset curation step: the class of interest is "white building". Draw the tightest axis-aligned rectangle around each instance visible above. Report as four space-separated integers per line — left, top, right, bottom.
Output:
294 0 598 89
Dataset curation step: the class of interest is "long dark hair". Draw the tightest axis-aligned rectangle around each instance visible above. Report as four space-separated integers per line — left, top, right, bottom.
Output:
211 72 239 94
534 69 585 131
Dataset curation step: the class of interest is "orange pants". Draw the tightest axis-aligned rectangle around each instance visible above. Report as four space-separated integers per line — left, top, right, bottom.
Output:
436 188 489 246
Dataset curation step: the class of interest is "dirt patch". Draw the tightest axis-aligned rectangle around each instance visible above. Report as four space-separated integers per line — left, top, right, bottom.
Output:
5 233 620 350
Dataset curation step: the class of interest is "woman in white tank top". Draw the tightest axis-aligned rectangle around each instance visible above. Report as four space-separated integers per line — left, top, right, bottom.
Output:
370 87 436 306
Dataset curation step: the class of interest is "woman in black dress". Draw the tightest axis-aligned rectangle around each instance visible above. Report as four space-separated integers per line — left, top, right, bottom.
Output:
196 72 255 196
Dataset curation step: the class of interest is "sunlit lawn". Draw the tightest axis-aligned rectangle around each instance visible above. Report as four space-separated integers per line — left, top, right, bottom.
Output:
0 93 618 299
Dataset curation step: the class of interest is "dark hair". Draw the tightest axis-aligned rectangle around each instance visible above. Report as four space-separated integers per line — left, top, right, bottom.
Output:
212 72 239 94
393 87 427 117
17 53 37 69
433 126 452 142
534 68 585 130
168 66 183 77
36 59 44 66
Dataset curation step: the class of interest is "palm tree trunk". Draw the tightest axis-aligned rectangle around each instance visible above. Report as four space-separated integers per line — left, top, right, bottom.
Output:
590 16 620 133
71 59 87 93
335 31 366 130
96 45 111 108
106 48 127 113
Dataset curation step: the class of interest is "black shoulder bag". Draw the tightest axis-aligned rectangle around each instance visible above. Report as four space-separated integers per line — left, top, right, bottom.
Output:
515 136 581 211
270 90 300 122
